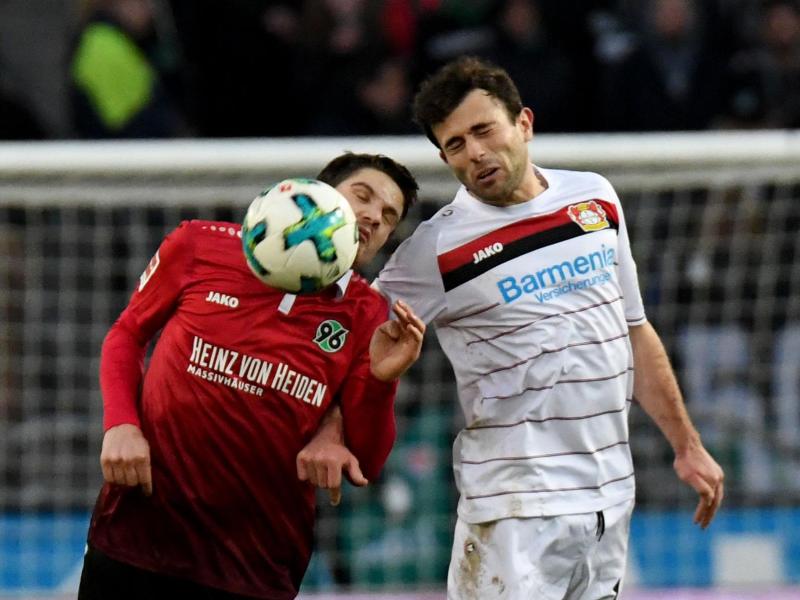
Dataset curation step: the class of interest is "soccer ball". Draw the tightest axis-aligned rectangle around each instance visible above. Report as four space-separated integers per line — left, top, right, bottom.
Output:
242 178 359 293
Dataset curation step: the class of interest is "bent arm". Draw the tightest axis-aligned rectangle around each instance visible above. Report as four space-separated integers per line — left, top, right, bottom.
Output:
339 376 398 481
297 300 424 496
296 381 395 505
98 222 192 493
339 299 424 478
630 322 724 528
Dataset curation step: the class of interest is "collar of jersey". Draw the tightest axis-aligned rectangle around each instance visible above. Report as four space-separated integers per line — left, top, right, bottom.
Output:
277 270 354 315
333 270 354 297
456 164 554 214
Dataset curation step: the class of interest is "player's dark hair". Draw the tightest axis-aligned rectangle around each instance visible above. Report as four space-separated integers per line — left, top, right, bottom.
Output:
412 56 523 148
317 152 418 219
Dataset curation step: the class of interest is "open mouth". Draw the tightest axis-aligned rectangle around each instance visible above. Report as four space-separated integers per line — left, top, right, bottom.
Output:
476 167 499 182
358 227 369 244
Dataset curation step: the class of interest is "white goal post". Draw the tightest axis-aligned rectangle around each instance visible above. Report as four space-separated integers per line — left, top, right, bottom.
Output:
1 129 800 192
2 130 800 172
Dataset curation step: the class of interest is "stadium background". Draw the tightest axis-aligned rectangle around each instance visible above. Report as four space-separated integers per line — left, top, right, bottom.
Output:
2 0 800 598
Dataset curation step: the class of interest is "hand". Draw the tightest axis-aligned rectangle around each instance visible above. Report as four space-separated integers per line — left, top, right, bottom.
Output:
370 300 425 382
100 423 153 496
297 439 368 506
673 442 724 529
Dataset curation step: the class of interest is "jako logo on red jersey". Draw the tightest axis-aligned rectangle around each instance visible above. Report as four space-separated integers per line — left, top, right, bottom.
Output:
205 291 240 308
472 242 504 264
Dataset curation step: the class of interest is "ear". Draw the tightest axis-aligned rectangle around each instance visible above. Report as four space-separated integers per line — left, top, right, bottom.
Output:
519 107 534 141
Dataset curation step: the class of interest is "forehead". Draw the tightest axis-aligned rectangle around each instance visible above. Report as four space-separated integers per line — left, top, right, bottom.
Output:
336 167 404 212
433 89 512 142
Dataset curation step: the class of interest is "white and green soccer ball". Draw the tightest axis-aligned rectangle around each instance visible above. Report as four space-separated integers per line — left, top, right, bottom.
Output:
242 178 359 293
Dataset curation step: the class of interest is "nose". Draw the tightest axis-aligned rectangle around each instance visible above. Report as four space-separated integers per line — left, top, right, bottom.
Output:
358 203 381 229
465 136 485 162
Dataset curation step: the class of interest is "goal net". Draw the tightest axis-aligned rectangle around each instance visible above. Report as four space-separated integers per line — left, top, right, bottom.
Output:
2 131 800 593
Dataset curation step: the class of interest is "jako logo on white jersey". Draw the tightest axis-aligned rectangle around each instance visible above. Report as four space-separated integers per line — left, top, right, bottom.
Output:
205 291 239 308
473 242 504 264
497 244 615 303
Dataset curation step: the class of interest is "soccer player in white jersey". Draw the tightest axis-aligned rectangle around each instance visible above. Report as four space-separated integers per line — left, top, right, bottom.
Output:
299 56 724 599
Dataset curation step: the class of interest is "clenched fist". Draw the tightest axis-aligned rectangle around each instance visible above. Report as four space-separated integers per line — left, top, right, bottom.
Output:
100 423 153 496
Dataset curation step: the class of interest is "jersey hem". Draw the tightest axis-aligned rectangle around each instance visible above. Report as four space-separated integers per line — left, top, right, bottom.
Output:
455 487 636 524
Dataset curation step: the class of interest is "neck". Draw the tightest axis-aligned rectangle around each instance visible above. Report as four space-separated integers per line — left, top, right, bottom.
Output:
506 164 548 205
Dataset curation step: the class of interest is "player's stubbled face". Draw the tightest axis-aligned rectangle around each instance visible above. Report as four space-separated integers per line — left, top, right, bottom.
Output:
336 168 404 268
434 89 533 207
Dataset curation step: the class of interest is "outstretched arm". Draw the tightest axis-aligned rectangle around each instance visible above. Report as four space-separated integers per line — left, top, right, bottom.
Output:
630 322 724 528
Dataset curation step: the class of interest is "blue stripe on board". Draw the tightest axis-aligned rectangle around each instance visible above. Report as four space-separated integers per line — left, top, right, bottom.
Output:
0 513 89 589
2 509 800 591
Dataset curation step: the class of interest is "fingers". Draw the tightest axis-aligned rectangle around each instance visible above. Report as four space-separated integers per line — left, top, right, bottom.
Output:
135 458 153 496
698 479 724 529
123 464 139 487
393 300 425 340
106 463 123 486
298 454 344 490
102 456 152 495
687 472 724 529
344 458 368 487
325 461 343 491
329 458 368 506
379 320 402 342
297 447 366 507
101 460 114 484
296 454 311 482
688 474 714 525
100 425 152 495
675 446 725 529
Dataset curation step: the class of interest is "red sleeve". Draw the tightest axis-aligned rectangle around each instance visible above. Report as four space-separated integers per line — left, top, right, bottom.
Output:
338 298 398 481
99 222 195 430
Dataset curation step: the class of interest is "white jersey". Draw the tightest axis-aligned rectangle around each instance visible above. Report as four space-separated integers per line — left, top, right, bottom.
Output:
375 167 647 523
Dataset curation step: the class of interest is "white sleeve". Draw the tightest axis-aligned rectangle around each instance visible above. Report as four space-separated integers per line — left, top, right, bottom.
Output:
374 222 447 325
608 184 647 326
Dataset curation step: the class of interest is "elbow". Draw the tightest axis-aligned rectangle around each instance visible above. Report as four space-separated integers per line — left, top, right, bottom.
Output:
348 418 397 482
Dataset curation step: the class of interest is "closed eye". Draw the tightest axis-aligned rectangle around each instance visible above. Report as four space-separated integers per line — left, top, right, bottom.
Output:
383 210 400 227
444 137 464 153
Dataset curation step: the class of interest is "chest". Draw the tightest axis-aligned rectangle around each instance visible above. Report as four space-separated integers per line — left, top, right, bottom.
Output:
173 264 360 389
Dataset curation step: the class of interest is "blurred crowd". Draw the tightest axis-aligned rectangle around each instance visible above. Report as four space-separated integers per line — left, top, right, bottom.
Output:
1 0 800 140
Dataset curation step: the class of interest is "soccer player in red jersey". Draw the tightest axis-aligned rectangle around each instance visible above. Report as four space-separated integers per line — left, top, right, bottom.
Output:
78 153 424 600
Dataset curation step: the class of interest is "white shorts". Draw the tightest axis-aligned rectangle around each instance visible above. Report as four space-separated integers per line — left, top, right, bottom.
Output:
447 499 634 600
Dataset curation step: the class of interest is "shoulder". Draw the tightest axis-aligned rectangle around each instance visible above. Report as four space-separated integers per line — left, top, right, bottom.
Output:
347 273 389 305
543 167 621 203
344 273 391 320
174 220 243 248
161 220 245 266
397 199 466 251
183 220 243 238
544 166 615 189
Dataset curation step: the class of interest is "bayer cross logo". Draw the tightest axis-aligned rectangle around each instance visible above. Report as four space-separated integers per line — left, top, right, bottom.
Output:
314 320 349 353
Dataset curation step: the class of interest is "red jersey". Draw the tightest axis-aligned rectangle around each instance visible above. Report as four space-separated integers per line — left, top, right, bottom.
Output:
89 220 397 599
